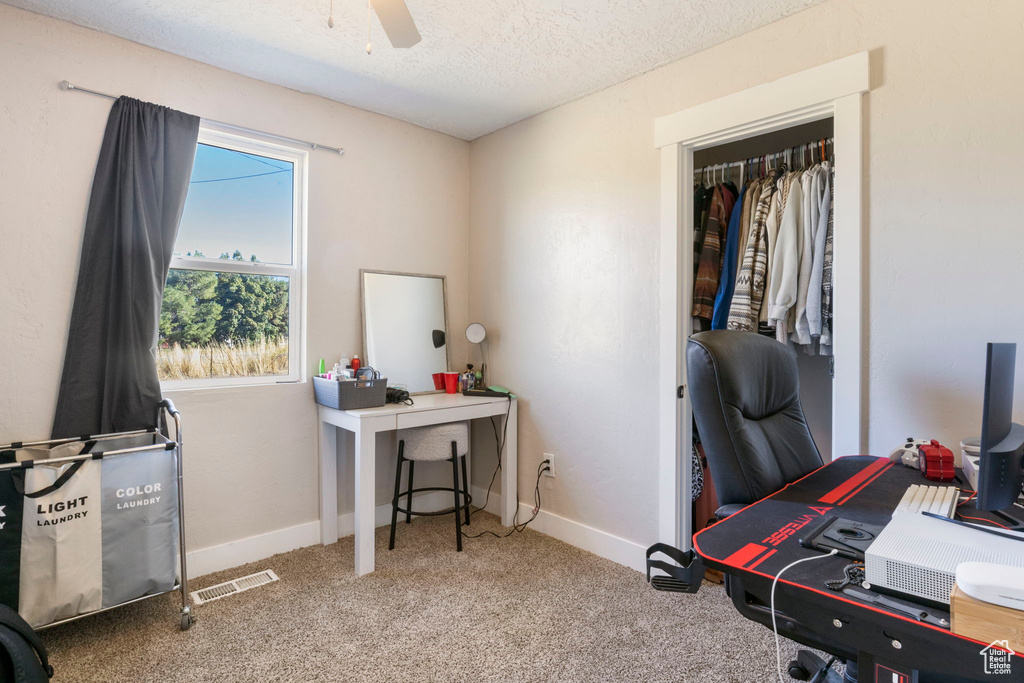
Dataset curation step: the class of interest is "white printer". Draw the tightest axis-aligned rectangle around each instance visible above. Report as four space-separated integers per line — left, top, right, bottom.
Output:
865 512 1024 605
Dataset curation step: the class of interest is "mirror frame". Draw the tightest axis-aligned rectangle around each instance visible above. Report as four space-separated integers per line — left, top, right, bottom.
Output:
359 269 451 394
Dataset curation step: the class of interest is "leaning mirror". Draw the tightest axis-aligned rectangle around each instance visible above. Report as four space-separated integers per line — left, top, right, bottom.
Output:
361 270 449 394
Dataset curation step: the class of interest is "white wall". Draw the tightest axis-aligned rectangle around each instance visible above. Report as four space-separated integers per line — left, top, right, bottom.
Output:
468 0 1024 545
0 5 470 553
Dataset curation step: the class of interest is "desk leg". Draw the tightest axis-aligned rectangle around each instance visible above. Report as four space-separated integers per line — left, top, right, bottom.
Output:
354 427 375 576
501 400 518 527
319 417 338 545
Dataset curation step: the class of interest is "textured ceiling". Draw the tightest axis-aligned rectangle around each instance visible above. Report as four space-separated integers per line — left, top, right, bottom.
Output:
4 0 825 140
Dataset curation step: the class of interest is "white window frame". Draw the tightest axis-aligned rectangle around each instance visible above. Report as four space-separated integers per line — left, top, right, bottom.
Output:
161 126 308 391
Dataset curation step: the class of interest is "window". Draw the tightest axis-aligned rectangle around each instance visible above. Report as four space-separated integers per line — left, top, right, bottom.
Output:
158 128 306 388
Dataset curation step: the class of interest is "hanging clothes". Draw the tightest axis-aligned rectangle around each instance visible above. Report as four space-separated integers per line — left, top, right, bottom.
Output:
807 162 832 342
735 177 759 274
692 184 708 281
766 172 804 341
759 171 789 325
727 169 776 332
694 137 834 352
711 182 748 329
692 184 736 320
791 164 823 346
819 165 835 355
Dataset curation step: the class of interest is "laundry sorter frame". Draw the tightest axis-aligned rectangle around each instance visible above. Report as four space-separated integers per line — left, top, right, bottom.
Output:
0 398 192 631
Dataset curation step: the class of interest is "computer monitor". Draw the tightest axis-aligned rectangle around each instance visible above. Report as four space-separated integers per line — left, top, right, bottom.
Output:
976 342 1024 529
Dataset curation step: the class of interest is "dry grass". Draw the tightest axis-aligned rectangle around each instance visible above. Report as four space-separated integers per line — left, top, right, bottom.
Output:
156 338 288 380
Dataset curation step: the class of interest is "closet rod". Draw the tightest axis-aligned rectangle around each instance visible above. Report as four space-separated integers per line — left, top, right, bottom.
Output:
694 136 833 176
59 80 345 156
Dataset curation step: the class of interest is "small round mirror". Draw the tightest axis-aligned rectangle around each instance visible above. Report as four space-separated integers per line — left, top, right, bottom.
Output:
465 323 486 344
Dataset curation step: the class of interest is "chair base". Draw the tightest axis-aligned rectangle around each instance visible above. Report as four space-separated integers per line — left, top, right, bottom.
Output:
389 440 471 552
391 486 473 517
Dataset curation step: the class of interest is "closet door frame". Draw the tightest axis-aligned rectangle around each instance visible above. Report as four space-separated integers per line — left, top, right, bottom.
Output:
656 52 871 550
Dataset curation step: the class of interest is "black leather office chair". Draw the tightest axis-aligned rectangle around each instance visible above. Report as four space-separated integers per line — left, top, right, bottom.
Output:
646 330 849 681
687 330 823 519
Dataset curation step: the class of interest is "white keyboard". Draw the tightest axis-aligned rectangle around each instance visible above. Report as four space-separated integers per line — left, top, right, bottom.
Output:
892 484 960 519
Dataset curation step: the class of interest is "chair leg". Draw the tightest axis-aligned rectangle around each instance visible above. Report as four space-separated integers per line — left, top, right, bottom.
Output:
405 459 415 524
460 454 471 525
389 448 404 551
451 442 463 551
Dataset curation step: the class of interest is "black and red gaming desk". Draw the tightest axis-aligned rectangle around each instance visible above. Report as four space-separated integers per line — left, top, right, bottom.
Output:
692 455 1020 683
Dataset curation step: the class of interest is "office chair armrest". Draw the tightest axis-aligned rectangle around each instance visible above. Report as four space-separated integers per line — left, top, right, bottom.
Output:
715 503 746 521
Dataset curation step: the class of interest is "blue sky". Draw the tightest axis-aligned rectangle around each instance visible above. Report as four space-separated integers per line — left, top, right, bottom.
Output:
175 144 294 264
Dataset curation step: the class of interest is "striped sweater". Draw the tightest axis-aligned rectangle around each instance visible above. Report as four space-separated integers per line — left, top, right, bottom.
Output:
727 170 777 331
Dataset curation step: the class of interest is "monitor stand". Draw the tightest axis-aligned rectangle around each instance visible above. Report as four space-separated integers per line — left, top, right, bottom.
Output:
992 505 1024 532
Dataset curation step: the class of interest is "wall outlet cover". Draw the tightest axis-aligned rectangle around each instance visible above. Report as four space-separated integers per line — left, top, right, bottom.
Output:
543 453 555 477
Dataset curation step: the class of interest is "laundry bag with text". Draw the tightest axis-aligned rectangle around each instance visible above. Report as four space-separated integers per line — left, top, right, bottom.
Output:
0 441 93 618
100 446 179 607
18 459 103 628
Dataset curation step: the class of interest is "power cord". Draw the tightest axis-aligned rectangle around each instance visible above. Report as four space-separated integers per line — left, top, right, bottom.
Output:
770 549 838 683
459 393 551 540
463 459 549 539
469 396 512 514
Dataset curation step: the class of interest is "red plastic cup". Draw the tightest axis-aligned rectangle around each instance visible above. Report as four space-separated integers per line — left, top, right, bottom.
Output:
432 372 445 390
443 372 459 394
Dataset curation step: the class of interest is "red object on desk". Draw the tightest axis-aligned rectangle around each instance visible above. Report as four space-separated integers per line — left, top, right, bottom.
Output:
917 439 956 482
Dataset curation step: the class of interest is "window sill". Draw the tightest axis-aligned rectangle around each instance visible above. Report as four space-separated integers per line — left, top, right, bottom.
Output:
161 377 305 393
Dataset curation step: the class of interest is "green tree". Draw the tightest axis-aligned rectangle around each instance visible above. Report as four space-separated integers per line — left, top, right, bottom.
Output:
160 269 223 346
159 252 289 348
214 273 289 343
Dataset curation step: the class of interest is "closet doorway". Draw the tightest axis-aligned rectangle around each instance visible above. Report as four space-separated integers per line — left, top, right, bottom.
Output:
655 53 871 551
692 119 835 457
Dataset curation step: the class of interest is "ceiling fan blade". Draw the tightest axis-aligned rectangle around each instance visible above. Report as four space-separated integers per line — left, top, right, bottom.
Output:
372 0 421 48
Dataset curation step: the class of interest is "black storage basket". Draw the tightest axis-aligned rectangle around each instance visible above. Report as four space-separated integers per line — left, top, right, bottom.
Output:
313 376 388 410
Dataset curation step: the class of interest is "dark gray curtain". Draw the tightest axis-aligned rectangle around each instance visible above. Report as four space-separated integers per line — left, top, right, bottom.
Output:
52 97 200 438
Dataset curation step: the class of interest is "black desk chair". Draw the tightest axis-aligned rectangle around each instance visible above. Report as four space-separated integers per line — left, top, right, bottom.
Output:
647 330 848 682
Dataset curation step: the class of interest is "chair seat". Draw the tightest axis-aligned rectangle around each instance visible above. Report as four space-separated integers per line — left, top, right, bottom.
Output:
397 422 469 460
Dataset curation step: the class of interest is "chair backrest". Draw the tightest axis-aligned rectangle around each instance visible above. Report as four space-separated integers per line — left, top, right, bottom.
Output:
686 330 823 506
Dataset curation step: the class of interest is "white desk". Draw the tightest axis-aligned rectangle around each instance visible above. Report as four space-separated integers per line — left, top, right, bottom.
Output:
318 393 518 575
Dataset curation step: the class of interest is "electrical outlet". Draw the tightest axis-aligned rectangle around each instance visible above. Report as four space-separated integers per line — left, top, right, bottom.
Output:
543 453 555 477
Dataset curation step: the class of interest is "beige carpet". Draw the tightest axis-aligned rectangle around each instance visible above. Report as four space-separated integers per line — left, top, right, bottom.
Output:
41 512 810 682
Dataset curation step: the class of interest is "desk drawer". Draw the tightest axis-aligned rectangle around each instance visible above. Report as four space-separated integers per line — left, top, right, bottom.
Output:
396 402 502 429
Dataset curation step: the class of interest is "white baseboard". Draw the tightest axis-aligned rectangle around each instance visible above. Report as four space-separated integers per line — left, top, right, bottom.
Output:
470 486 647 573
185 520 321 580
185 490 455 579
186 488 647 579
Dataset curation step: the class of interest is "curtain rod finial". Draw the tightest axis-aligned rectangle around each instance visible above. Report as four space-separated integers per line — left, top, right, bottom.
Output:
59 80 73 91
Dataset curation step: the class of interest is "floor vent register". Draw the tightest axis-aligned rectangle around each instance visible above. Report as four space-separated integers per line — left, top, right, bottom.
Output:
191 569 280 605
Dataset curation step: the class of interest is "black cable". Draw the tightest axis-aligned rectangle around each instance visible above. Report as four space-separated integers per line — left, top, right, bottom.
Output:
235 151 292 171
190 169 290 184
462 395 550 539
463 459 549 539
468 395 511 514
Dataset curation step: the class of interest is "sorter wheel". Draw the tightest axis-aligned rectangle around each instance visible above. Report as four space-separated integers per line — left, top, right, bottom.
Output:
180 612 193 631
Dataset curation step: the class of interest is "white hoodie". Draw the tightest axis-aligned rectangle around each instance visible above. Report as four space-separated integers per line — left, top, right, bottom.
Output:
766 172 803 341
